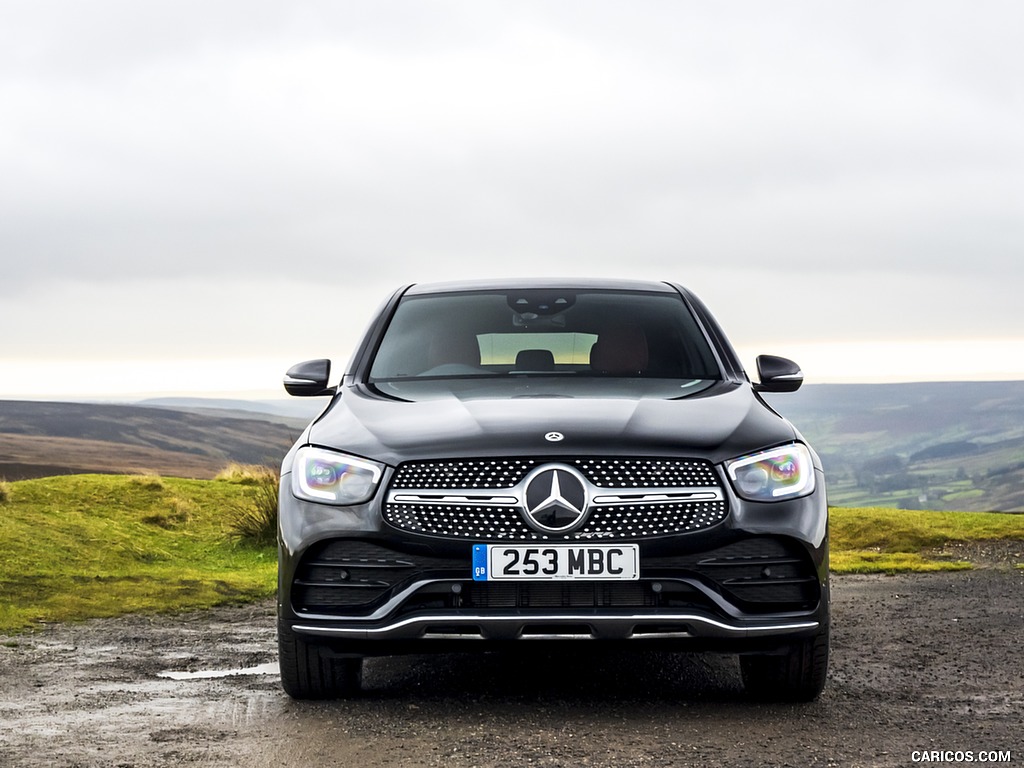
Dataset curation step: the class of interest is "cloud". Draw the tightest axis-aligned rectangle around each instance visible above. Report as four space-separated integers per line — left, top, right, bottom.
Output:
0 0 1021 380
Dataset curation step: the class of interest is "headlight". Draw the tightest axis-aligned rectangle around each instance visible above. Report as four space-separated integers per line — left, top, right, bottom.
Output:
291 446 384 505
726 443 815 502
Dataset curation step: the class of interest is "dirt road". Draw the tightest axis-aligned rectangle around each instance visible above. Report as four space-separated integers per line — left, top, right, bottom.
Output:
1 569 1021 767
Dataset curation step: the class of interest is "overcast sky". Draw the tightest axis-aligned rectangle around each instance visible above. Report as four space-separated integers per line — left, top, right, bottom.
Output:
1 0 1022 398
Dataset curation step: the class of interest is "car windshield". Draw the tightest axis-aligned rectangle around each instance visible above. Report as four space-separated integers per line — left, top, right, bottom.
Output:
368 289 722 401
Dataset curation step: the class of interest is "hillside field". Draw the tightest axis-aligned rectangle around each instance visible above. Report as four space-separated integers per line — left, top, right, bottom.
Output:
0 473 276 633
1 474 1022 634
3 382 1024 511
765 381 1024 512
0 399 309 480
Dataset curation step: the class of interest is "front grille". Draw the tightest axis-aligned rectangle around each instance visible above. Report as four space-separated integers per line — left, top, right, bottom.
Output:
384 456 729 541
385 500 728 540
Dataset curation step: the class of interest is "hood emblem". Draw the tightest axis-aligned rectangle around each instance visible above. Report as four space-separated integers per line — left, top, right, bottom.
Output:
523 465 589 533
544 431 564 442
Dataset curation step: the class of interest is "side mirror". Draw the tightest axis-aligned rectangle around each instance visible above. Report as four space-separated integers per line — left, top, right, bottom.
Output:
754 355 803 393
284 359 334 397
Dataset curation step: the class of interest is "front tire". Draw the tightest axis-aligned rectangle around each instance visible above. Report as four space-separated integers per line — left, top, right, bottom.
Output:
278 621 363 700
740 625 829 702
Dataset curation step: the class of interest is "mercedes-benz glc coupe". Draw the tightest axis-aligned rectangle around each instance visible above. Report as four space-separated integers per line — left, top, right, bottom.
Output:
277 279 829 700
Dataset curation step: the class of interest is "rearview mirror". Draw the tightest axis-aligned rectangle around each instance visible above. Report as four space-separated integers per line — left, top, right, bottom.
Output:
753 355 803 393
284 359 334 397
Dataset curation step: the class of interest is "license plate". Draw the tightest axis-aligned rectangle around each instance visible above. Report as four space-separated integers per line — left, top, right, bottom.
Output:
472 544 639 581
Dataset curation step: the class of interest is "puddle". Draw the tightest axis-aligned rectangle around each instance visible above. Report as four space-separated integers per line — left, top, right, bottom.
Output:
157 662 280 681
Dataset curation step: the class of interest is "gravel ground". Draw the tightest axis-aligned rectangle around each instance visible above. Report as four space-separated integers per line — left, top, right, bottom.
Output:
1 569 1022 768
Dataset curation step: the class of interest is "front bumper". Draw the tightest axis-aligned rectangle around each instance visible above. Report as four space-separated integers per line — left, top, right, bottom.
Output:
278 466 829 656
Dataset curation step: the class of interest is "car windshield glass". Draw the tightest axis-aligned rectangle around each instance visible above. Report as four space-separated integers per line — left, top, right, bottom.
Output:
368 289 721 400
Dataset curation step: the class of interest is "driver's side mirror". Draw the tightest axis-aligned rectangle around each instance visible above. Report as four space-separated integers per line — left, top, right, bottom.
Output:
284 359 334 397
753 355 803 393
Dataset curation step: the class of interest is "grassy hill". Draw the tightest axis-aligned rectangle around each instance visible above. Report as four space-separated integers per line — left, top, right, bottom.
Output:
0 400 311 480
764 382 1024 512
1 474 1021 634
0 473 277 633
3 381 1024 511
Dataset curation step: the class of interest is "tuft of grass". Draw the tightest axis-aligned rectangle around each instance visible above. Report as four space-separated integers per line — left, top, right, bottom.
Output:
141 496 197 530
215 464 280 546
225 473 279 547
0 479 10 504
829 506 1024 573
0 474 276 634
215 463 278 485
128 473 165 491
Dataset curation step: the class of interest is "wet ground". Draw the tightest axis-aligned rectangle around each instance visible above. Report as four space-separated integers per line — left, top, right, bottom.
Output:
1 569 1022 767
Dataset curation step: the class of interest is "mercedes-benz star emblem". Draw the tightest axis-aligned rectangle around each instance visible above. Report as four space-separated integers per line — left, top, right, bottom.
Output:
544 432 564 442
523 465 589 533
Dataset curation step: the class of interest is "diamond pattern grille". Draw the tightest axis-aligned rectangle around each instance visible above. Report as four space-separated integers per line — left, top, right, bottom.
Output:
385 457 728 541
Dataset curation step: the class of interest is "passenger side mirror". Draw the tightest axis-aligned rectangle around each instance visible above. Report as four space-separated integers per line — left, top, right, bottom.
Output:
284 359 334 397
753 355 803 393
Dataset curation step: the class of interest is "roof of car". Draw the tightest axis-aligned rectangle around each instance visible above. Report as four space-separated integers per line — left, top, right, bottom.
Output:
403 278 679 295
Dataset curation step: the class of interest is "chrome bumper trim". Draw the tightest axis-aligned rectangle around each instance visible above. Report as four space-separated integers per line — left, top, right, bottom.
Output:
292 613 818 642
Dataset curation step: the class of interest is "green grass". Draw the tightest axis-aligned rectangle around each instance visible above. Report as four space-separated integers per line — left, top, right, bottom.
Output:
830 551 974 574
0 474 276 633
2 475 1023 633
215 463 278 485
829 506 1024 573
216 464 280 547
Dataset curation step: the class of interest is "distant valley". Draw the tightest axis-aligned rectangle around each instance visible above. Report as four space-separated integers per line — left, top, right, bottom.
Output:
764 381 1024 512
2 381 1023 511
0 400 318 480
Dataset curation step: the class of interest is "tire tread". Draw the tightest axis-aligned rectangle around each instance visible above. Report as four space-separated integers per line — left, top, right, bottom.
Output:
740 628 829 702
278 622 362 700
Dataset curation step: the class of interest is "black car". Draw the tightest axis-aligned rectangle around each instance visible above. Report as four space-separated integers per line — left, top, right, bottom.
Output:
277 279 829 700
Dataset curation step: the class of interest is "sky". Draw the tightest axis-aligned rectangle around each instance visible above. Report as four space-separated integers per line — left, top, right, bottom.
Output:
1 0 1022 400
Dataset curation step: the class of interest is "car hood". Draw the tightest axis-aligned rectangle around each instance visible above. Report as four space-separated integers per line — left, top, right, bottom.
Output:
304 383 799 468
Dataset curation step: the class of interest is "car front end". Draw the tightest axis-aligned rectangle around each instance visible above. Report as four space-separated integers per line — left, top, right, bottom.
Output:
277 279 829 700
